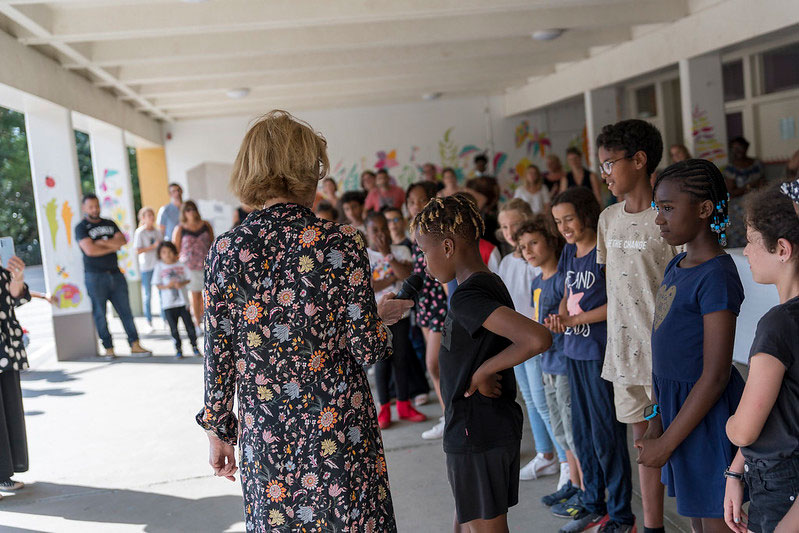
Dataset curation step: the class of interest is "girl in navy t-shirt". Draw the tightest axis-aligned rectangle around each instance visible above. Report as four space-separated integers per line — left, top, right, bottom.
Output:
639 160 745 530
548 187 635 532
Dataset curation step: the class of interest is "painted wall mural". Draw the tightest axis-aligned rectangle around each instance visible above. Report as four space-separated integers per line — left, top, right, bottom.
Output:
692 105 726 163
97 167 137 279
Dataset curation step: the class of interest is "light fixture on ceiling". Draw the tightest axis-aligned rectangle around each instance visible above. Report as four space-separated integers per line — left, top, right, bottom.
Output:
422 92 443 101
531 29 565 41
226 88 251 99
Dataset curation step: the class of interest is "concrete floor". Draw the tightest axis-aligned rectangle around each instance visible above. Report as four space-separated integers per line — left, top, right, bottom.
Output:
0 299 690 532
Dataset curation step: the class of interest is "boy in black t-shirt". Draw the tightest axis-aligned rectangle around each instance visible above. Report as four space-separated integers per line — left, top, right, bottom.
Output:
411 194 552 531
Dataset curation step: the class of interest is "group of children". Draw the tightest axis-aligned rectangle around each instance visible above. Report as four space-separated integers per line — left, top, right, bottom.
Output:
333 118 799 533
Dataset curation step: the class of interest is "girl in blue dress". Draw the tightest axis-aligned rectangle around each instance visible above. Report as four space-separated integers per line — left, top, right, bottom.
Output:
637 159 745 531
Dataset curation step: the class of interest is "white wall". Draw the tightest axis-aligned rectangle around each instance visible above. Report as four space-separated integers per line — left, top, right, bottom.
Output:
164 94 587 205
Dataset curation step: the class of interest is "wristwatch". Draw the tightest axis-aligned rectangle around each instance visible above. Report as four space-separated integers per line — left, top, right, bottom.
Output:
643 403 659 421
723 468 744 481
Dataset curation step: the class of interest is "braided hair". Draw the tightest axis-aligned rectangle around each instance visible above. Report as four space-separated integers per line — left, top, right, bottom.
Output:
410 192 485 243
653 159 731 246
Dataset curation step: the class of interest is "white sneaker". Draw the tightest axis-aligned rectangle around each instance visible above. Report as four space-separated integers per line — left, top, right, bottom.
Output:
557 462 571 490
519 452 559 480
421 416 445 440
0 479 24 491
195 325 203 338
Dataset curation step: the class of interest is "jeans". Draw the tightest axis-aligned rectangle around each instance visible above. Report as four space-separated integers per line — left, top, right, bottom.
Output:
514 356 566 461
85 270 139 349
744 456 799 533
164 305 197 352
567 358 633 524
140 269 154 323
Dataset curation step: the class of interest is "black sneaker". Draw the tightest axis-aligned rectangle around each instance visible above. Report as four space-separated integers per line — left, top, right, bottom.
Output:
552 491 587 519
0 479 24 491
192 346 201 356
597 519 636 533
175 351 183 359
559 513 609 533
542 481 579 507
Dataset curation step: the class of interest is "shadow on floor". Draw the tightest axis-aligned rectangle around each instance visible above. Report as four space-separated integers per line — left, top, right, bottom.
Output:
0 482 244 533
20 369 77 384
21 388 83 399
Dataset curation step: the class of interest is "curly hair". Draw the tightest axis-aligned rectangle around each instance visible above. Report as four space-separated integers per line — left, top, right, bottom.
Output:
410 193 485 243
551 187 601 231
230 110 329 206
596 119 664 174
514 214 565 259
745 183 799 258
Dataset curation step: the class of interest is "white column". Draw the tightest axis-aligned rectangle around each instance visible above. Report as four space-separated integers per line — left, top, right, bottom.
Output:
24 96 97 360
679 52 728 166
584 87 619 171
87 119 140 281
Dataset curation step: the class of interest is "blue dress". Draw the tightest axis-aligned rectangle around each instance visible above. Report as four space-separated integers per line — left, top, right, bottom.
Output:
651 253 745 518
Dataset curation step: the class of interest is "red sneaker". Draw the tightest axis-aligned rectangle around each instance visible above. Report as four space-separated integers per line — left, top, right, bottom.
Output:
396 400 427 422
377 403 392 429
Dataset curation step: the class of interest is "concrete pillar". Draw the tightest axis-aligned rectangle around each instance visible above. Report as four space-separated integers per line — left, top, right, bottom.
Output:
584 87 619 172
23 96 97 360
679 52 728 166
88 119 142 315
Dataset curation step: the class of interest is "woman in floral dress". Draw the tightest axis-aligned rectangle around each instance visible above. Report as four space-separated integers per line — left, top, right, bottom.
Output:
197 111 409 533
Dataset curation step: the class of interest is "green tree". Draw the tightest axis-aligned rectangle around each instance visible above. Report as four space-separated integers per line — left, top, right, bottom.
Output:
74 130 94 196
128 146 142 216
0 106 40 265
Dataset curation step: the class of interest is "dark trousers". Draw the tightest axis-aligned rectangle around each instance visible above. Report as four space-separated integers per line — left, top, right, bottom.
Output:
0 370 28 480
375 317 411 405
567 357 634 524
164 306 197 351
85 270 139 349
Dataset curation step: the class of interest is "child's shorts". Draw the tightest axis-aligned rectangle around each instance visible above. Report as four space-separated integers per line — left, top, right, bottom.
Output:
446 442 520 524
744 456 799 533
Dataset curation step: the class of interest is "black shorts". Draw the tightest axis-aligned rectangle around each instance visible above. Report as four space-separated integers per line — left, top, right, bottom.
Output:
446 442 520 524
744 456 799 533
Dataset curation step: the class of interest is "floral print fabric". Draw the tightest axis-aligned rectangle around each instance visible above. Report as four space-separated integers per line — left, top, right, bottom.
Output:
410 242 447 332
196 203 397 532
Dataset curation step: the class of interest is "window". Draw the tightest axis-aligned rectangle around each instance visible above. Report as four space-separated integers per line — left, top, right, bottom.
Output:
722 60 745 102
635 84 657 118
762 42 799 94
726 112 743 141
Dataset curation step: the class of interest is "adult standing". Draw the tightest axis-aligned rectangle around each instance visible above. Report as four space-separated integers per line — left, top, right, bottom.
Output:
561 147 603 206
76 194 151 358
197 110 411 532
420 162 437 182
360 170 377 195
724 136 766 247
172 200 213 333
364 169 405 212
513 164 551 215
157 183 183 242
544 154 566 196
0 255 30 496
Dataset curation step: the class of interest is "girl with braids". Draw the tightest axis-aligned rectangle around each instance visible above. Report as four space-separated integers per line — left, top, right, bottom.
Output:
406 181 450 440
637 159 745 531
412 193 552 532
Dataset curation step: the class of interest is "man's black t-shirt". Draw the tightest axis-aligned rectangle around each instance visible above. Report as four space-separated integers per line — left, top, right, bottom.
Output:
440 271 523 454
74 217 121 273
743 296 799 462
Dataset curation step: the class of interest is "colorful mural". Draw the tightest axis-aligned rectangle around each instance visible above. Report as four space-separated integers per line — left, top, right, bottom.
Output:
97 167 137 279
692 106 726 163
53 282 82 309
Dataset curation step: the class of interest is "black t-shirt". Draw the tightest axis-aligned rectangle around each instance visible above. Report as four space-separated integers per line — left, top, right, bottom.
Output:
440 271 523 453
74 217 121 273
743 296 799 461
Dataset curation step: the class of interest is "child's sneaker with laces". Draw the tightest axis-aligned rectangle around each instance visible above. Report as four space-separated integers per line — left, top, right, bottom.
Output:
559 512 609 533
551 491 587 519
542 481 579 507
0 479 24 491
421 416 445 440
520 452 559 480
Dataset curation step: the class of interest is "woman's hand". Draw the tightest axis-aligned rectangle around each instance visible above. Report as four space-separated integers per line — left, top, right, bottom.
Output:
208 433 237 481
723 477 748 533
634 434 673 468
7 256 25 282
377 292 413 326
464 368 502 398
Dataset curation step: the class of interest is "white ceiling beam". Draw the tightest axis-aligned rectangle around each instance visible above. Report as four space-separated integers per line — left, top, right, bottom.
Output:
20 0 686 44
75 26 630 69
503 0 799 116
0 3 171 121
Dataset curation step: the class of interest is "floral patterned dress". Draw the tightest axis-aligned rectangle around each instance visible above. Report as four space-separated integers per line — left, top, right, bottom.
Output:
196 203 397 533
410 242 447 333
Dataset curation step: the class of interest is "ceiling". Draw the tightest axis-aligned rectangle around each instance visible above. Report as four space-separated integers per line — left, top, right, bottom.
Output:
0 0 691 122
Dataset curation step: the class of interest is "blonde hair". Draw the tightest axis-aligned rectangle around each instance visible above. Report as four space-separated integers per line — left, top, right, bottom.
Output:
499 198 534 219
230 110 329 207
137 206 155 226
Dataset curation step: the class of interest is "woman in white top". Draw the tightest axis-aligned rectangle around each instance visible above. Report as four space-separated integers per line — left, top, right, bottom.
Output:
513 164 551 215
133 207 163 330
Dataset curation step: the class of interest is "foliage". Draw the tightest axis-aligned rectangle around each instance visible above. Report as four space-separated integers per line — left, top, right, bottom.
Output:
0 106 40 265
74 130 95 196
128 146 142 216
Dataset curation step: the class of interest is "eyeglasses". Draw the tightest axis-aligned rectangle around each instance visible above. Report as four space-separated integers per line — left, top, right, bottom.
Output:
387 217 403 223
600 155 633 176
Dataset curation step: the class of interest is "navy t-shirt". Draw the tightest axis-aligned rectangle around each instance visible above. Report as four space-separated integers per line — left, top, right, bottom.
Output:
651 253 744 382
531 271 567 375
557 244 607 361
74 217 121 273
440 272 524 454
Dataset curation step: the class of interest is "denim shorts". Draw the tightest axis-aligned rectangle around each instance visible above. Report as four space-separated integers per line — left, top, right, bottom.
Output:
744 456 799 533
